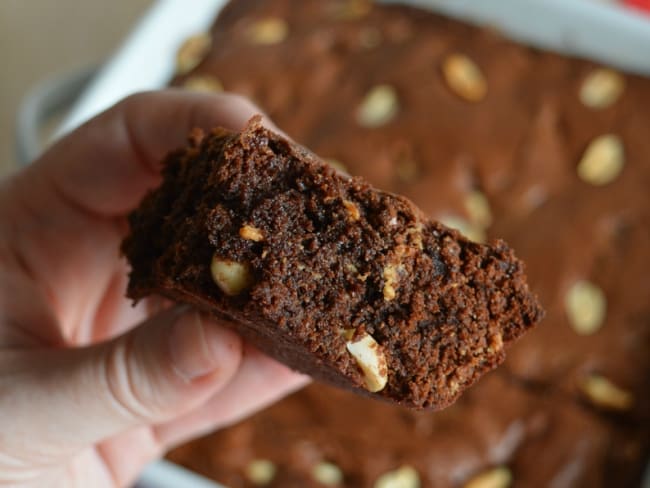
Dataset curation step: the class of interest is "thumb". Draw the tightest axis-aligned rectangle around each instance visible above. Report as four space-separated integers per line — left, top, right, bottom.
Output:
0 307 242 460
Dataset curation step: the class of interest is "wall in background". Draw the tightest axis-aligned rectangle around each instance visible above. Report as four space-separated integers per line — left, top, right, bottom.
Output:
0 0 153 175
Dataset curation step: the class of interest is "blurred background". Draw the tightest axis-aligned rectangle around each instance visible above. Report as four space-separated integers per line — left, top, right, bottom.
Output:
0 0 650 488
0 0 152 176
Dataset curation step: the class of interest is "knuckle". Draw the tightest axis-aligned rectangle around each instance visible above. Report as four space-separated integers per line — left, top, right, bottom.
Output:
101 336 160 423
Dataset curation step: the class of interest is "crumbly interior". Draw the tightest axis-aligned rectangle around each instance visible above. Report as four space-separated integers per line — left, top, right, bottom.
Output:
124 120 542 409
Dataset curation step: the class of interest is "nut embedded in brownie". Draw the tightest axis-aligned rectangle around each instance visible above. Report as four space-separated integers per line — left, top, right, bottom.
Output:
122 117 543 409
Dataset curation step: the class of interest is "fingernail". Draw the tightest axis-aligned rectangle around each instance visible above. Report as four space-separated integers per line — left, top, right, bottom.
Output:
168 311 223 382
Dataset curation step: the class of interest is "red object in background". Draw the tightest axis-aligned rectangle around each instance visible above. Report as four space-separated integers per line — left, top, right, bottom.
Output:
624 0 650 14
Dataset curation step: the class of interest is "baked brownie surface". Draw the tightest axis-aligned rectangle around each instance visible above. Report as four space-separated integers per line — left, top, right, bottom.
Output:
123 118 542 409
168 374 645 488
165 0 649 485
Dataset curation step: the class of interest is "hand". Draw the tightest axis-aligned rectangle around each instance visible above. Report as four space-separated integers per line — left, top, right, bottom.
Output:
0 91 309 487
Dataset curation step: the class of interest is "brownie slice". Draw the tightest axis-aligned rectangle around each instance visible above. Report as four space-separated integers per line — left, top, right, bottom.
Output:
122 117 543 409
168 377 647 488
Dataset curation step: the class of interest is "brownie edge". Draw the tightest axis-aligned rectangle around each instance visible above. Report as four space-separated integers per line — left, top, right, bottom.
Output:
122 116 544 409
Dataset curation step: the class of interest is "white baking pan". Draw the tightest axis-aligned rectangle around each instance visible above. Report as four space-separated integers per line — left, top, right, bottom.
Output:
46 1 649 486
58 0 650 137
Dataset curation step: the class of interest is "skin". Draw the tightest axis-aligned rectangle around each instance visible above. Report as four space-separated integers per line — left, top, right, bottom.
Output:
0 90 309 487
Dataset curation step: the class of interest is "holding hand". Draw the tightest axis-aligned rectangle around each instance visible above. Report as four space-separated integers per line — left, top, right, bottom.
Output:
0 91 308 487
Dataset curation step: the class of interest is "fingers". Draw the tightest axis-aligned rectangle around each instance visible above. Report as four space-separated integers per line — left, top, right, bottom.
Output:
0 265 64 347
0 90 278 346
0 308 242 464
154 345 310 449
99 348 309 486
25 90 277 217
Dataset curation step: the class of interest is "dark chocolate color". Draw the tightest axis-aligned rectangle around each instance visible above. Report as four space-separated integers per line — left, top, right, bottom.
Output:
162 0 649 485
123 119 542 410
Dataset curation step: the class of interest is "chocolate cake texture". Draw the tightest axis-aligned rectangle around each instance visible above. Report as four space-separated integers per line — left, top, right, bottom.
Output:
123 118 542 410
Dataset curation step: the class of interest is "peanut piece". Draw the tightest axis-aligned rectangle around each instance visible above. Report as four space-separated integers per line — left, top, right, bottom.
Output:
464 467 512 488
240 224 265 242
440 216 486 244
176 33 211 75
442 54 487 102
247 18 288 45
210 255 253 296
182 75 223 93
577 134 624 186
343 200 361 221
580 68 625 109
383 265 399 301
374 466 420 488
312 461 344 485
565 280 606 335
346 332 388 392
325 158 349 173
464 190 492 228
357 84 399 128
245 459 276 485
580 374 633 411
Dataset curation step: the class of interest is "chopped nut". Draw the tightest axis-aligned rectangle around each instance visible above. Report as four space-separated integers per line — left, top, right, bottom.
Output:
406 224 424 250
182 75 223 93
442 53 487 102
246 459 276 485
577 134 625 186
325 158 349 173
247 17 289 45
240 224 265 242
383 265 399 301
580 374 633 411
565 280 606 335
486 332 503 355
331 0 372 20
374 466 420 488
580 68 625 109
210 254 253 296
464 190 492 228
312 461 344 485
343 199 361 221
356 84 399 128
440 216 486 243
346 332 388 392
176 33 211 75
464 467 512 488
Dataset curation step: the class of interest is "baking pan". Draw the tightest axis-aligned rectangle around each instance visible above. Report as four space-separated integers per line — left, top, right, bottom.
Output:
49 1 650 486
58 0 650 136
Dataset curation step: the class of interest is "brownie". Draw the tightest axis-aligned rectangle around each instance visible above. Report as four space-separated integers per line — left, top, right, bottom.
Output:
168 374 538 487
164 0 650 485
123 118 542 409
168 374 647 487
